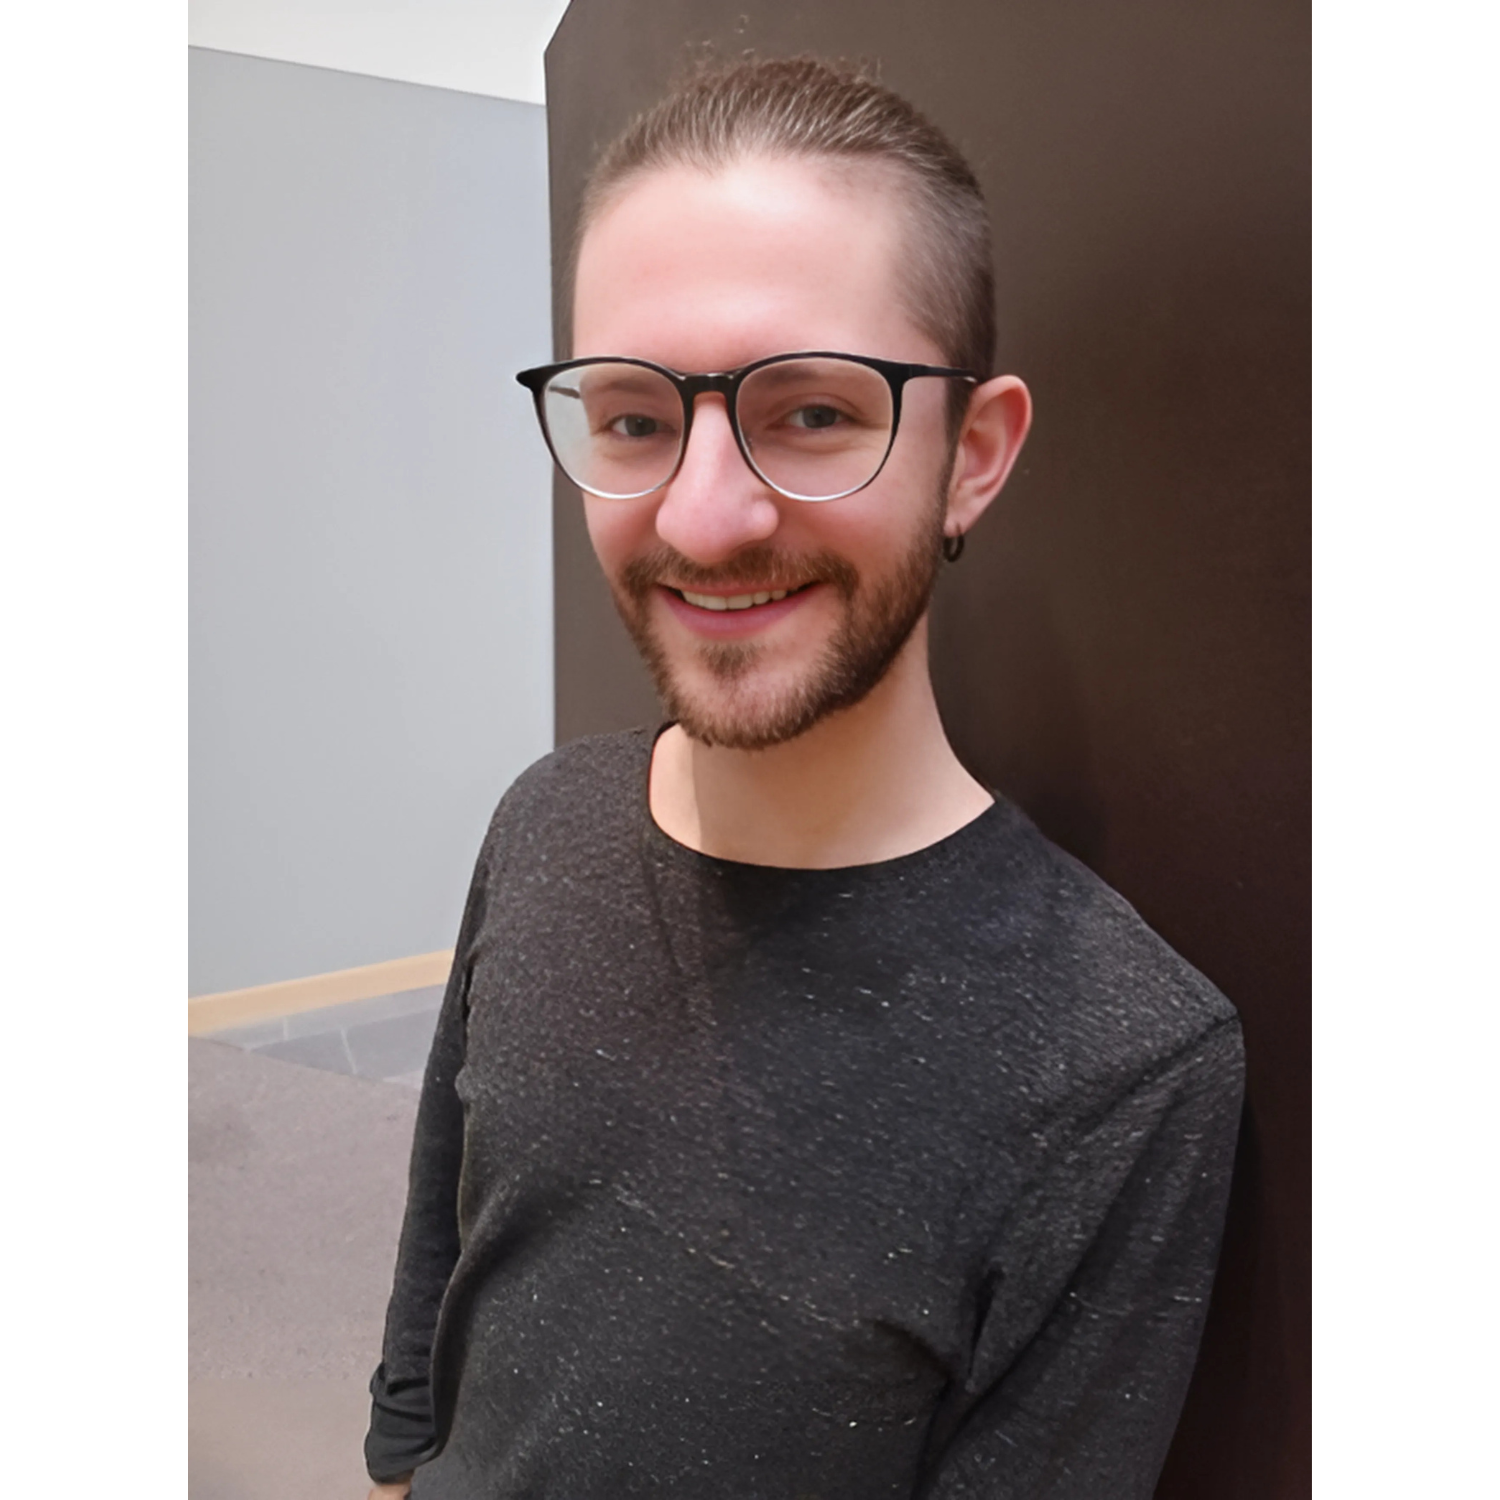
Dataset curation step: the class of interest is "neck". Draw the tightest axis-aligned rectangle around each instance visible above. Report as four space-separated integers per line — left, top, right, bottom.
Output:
648 620 993 868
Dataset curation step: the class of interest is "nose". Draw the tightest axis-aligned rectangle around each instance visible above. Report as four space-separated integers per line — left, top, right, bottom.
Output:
652 395 781 566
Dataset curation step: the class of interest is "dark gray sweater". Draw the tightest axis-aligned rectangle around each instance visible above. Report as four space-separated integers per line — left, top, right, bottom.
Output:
367 730 1243 1498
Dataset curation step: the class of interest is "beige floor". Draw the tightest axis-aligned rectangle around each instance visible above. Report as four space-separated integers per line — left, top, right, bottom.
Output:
190 1037 420 1499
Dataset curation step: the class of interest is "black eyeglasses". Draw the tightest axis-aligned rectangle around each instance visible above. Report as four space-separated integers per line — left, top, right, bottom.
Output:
515 351 976 503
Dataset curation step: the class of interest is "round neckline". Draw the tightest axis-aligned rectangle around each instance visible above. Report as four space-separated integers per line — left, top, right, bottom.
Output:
638 723 1004 878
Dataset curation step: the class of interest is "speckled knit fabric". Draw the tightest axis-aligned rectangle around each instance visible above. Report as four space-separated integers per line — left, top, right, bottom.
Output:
366 730 1243 1498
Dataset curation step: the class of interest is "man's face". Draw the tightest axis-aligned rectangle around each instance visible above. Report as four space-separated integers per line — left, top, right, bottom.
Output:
572 156 959 750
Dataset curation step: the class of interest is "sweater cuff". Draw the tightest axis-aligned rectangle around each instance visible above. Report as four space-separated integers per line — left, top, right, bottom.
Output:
365 1362 440 1483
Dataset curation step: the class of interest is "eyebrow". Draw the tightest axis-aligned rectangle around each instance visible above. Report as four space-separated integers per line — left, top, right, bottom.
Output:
574 372 672 400
740 359 840 389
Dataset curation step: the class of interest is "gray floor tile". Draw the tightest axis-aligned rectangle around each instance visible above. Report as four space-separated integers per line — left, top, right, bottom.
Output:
192 1378 372 1500
210 1016 287 1047
283 983 445 1039
205 985 447 1085
345 1007 441 1082
190 1040 419 1495
386 1069 426 1090
255 1030 355 1075
189 1037 417 1382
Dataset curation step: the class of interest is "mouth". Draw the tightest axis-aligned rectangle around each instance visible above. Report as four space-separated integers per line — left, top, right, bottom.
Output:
672 583 811 612
656 579 819 637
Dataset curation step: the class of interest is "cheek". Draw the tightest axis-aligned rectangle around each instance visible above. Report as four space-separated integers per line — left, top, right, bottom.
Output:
888 393 958 494
830 461 947 563
584 497 659 574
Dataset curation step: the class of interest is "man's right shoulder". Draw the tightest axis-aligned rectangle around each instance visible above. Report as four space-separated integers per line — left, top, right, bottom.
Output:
476 727 654 862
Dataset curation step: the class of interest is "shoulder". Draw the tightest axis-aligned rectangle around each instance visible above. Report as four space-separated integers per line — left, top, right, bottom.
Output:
497 728 653 812
474 728 653 872
948 796 1242 1100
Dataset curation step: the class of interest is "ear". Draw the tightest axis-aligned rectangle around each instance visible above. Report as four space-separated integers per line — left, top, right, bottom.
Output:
943 375 1033 539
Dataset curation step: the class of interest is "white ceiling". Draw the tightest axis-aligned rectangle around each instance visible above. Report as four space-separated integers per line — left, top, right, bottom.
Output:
189 0 573 105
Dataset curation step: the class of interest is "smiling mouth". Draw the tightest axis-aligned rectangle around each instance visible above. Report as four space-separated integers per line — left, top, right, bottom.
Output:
671 583 812 612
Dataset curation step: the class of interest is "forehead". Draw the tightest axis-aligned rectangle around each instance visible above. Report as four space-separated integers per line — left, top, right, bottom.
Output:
572 156 938 370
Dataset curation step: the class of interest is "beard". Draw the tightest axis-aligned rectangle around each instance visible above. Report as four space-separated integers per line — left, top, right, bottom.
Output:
609 498 947 752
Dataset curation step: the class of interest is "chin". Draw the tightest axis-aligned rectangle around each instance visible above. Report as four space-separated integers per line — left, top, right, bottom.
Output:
665 676 834 751
655 630 916 751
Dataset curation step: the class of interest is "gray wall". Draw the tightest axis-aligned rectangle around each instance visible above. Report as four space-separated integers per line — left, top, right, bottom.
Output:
190 48 554 995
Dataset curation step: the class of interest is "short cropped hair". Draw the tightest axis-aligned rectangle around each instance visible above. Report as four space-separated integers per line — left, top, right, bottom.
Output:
576 56 996 423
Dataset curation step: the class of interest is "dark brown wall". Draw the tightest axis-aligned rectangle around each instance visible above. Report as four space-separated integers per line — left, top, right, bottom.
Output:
545 4 1309 1496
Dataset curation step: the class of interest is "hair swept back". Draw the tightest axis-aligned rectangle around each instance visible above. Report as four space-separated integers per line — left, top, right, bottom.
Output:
575 55 996 415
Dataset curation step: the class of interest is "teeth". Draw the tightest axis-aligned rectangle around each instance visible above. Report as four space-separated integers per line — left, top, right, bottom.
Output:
681 587 792 611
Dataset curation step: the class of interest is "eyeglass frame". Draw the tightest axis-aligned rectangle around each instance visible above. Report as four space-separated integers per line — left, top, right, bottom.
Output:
514 350 977 503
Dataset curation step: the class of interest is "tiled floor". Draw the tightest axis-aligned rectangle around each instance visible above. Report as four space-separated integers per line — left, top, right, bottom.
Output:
209 983 444 1088
193 984 443 1494
190 1036 420 1498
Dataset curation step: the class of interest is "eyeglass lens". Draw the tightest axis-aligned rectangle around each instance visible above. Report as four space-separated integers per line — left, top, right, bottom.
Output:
539 358 896 501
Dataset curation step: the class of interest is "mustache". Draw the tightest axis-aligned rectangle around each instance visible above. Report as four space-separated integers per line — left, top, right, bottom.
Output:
619 544 859 600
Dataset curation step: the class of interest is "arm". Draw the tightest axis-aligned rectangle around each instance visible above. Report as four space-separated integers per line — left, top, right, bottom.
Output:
363 859 490 1486
920 1018 1245 1499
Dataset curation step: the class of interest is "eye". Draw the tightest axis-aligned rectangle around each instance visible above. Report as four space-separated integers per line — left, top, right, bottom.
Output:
608 414 663 438
786 404 844 430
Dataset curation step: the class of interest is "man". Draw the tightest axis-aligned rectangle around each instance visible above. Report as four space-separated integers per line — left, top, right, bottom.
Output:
366 56 1243 1500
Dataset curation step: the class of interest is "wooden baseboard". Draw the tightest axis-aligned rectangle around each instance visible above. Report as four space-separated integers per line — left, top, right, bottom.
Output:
188 950 455 1035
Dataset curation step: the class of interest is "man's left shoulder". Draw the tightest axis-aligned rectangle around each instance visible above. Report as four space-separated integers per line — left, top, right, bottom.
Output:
951 796 1241 1087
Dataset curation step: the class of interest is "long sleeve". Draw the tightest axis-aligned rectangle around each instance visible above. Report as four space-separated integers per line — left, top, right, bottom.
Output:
364 855 490 1485
918 1016 1245 1499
